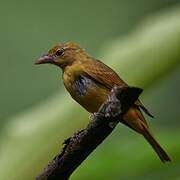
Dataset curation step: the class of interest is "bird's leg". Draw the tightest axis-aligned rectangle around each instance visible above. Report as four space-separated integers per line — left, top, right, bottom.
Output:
109 121 118 128
89 112 104 121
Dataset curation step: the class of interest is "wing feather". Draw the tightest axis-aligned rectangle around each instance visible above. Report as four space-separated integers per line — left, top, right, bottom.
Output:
82 58 153 118
82 58 126 89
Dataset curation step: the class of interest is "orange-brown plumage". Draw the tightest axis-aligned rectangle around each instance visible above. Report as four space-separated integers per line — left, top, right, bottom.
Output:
35 42 171 162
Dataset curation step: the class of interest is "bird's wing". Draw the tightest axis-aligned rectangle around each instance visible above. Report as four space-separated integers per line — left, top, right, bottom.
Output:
82 58 126 89
82 58 153 118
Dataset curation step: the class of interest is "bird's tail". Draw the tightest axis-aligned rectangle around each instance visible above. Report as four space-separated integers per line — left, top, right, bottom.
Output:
143 128 171 163
123 107 171 162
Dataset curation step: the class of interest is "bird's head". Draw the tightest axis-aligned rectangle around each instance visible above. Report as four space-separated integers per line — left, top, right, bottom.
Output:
35 42 86 69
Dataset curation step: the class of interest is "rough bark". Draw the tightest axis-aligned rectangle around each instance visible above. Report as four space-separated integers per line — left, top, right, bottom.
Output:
36 86 142 180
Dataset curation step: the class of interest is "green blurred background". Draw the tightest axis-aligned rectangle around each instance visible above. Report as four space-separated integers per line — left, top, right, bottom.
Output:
0 0 180 179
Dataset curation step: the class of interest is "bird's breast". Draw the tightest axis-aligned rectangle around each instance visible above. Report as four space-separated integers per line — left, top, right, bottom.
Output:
63 72 110 112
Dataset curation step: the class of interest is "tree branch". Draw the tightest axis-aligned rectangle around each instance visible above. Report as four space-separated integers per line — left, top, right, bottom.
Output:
36 86 142 180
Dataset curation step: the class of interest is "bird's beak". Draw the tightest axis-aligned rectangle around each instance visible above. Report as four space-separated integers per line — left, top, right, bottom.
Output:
35 54 55 65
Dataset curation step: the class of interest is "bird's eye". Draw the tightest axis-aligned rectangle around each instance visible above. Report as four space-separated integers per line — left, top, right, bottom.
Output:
56 48 65 56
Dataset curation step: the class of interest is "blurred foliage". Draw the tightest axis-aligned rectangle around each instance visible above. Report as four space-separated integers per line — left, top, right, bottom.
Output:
101 6 180 87
0 1 180 180
0 0 179 123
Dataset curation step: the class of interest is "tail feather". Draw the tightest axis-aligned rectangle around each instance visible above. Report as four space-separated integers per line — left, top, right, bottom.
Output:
143 129 171 163
123 107 171 162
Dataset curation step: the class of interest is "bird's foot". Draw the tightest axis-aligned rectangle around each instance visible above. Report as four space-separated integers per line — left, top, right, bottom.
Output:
89 112 104 120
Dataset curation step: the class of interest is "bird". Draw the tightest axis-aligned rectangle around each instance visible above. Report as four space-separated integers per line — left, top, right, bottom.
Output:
35 42 171 162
